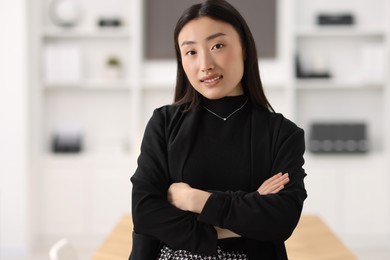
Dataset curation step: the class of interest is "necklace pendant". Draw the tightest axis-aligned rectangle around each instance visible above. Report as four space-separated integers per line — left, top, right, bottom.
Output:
202 98 248 122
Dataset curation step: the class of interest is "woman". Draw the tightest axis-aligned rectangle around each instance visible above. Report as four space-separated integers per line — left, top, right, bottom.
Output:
130 0 307 259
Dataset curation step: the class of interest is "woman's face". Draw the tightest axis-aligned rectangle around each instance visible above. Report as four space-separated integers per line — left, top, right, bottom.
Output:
178 17 244 99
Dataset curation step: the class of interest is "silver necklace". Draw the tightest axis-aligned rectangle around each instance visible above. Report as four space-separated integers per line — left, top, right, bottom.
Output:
202 98 248 121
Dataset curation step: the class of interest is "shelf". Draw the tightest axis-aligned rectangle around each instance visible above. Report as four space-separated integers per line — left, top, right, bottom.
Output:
43 79 133 91
296 79 384 90
42 27 131 39
141 75 176 90
295 26 386 37
142 84 175 90
304 152 387 171
42 152 135 168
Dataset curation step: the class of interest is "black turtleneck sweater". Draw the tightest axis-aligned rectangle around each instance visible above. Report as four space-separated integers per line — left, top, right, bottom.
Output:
183 95 251 192
182 95 251 252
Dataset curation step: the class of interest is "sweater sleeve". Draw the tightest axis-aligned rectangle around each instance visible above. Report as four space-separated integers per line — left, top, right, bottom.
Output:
198 122 307 242
131 108 218 254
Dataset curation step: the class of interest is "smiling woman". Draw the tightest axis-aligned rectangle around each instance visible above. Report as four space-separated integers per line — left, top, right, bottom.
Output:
130 1 307 259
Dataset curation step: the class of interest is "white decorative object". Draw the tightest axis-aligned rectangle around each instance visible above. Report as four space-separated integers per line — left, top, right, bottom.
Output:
49 0 82 27
44 44 82 83
360 43 385 83
311 54 330 75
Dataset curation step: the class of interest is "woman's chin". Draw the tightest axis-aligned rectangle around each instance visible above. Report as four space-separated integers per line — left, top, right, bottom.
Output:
200 92 225 100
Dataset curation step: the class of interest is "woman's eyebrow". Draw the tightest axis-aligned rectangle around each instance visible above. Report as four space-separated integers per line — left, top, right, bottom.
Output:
181 32 227 47
181 40 196 47
206 32 226 41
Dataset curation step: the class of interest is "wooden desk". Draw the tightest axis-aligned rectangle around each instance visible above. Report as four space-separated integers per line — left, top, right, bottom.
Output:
286 215 356 259
93 214 356 260
92 215 133 260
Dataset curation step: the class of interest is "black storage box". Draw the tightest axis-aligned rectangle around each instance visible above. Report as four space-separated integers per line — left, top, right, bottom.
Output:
317 14 355 25
309 123 368 154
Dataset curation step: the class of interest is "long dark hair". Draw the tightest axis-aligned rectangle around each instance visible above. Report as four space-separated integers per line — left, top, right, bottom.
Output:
173 0 274 112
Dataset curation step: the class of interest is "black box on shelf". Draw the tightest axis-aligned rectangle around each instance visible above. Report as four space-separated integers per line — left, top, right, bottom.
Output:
51 124 83 153
52 135 83 153
309 123 368 154
317 14 355 26
98 18 122 27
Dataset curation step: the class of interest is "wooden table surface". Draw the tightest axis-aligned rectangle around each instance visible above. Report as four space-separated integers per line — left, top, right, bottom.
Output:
285 215 356 259
92 214 356 260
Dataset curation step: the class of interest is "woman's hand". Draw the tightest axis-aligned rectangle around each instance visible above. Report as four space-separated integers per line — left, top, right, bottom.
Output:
168 182 211 213
215 226 240 239
167 182 193 211
258 172 289 195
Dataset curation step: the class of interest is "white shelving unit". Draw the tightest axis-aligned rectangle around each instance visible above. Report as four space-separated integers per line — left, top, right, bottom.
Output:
293 0 390 248
30 0 142 248
29 0 390 250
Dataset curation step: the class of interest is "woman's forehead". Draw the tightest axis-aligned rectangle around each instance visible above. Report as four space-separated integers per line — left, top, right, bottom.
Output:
178 17 238 44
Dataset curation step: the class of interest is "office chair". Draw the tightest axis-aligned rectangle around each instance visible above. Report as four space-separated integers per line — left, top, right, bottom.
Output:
49 238 79 260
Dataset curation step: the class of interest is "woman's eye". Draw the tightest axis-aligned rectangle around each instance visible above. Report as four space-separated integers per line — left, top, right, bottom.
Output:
185 50 196 56
212 44 224 50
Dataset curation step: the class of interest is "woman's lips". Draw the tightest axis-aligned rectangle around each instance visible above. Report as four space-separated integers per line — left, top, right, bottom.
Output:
200 75 223 84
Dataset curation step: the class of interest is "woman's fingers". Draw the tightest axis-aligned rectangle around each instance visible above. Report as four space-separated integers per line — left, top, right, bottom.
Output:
258 172 289 195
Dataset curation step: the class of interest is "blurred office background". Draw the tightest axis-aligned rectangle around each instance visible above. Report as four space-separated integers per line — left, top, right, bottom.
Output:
1 0 390 259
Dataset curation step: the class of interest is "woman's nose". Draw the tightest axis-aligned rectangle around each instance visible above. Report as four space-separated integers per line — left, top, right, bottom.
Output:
200 53 215 72
201 66 214 72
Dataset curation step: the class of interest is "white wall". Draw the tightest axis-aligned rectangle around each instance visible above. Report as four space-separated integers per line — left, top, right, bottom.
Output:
0 0 29 257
